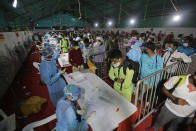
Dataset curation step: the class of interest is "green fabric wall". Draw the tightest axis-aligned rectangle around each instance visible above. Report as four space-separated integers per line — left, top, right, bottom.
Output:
0 10 8 28
35 14 88 27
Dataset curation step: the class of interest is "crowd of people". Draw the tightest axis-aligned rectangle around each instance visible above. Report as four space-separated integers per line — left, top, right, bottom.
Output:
32 29 196 131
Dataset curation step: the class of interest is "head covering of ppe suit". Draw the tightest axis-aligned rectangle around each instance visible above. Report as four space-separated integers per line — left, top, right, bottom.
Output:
126 41 142 63
39 47 66 107
56 85 88 131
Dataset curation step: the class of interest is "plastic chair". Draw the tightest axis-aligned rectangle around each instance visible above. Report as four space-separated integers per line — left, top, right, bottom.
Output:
22 114 56 131
0 109 16 131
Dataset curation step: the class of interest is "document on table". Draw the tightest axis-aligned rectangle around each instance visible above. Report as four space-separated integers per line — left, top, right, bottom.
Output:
64 72 137 131
58 53 70 67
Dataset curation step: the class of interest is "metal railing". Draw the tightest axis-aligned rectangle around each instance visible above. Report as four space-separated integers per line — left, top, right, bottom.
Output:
132 55 195 128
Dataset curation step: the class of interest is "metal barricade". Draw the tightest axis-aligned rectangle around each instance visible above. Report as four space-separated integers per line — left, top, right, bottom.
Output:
133 60 191 128
88 52 108 79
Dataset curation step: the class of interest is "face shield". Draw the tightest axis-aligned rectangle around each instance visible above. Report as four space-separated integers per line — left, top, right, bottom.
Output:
41 47 54 60
64 85 82 101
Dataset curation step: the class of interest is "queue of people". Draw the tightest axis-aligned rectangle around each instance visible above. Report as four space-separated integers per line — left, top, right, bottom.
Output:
32 29 196 131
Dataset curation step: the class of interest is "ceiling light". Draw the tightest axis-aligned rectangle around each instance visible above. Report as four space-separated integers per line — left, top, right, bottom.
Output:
130 19 135 24
173 15 181 21
13 0 17 8
95 23 98 27
108 21 112 26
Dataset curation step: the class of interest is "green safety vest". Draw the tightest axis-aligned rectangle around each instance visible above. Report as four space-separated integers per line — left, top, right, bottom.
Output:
60 39 69 53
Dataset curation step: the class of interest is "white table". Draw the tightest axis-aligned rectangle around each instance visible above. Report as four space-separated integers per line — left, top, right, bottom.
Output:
63 72 137 131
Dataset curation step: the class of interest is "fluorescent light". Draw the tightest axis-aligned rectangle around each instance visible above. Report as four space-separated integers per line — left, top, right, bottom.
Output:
173 15 180 21
130 19 135 24
13 0 17 8
108 21 112 26
95 23 98 27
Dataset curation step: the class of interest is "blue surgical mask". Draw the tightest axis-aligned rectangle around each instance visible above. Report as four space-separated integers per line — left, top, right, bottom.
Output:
167 47 173 52
183 43 189 47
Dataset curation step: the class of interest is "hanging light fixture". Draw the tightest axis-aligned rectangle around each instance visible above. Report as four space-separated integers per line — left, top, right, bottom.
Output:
95 23 98 27
173 14 181 22
130 19 135 24
13 0 17 8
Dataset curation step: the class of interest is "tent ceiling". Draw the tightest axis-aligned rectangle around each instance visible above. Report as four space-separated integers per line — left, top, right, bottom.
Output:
1 0 196 26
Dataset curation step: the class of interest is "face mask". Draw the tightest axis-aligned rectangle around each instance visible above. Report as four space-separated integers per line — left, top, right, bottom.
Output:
183 43 189 47
113 61 121 68
167 47 173 52
74 46 79 50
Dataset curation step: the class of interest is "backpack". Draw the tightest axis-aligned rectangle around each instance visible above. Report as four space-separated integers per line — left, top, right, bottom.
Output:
123 58 139 84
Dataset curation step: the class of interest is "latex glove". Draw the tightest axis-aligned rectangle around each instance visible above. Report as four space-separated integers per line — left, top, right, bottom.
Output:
58 69 66 75
87 111 96 123
77 109 88 115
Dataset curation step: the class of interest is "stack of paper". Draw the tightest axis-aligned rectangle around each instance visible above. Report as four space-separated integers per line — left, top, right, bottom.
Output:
58 53 70 67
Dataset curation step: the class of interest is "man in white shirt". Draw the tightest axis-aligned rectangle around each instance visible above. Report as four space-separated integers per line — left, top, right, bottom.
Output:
151 72 196 131
163 41 192 75
163 41 192 67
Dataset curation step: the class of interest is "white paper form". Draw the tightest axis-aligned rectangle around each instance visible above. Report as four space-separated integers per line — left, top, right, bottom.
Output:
58 53 70 67
63 72 137 131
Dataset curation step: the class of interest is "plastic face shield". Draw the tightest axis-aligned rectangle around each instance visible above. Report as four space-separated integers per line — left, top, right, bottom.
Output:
64 86 81 101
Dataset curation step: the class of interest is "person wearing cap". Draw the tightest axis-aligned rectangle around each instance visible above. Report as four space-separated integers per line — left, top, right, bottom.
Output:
56 85 96 131
177 38 195 56
39 47 66 107
147 72 196 131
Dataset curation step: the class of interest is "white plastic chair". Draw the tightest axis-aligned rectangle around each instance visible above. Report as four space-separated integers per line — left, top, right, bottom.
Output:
0 109 16 131
22 114 56 131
